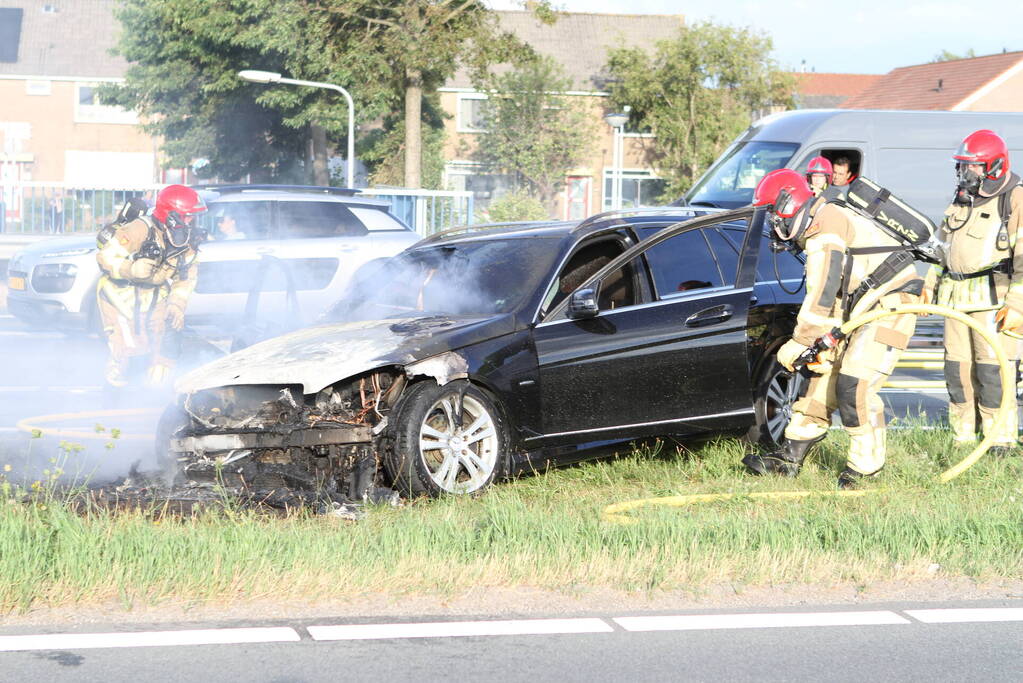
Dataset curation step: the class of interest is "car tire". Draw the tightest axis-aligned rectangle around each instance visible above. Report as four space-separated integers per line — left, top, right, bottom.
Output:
748 354 808 447
384 380 509 498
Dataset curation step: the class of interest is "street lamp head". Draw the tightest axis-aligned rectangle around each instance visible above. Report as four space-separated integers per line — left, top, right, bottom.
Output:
238 70 282 84
604 111 629 129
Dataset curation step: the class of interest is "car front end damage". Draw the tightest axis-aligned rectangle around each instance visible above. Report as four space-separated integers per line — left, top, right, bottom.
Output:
163 349 471 508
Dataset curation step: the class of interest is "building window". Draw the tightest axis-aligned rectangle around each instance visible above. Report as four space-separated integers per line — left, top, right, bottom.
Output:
74 83 139 125
457 94 490 133
602 169 667 209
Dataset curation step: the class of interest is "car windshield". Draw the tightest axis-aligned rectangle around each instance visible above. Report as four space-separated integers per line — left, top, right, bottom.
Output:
326 237 562 321
687 141 799 209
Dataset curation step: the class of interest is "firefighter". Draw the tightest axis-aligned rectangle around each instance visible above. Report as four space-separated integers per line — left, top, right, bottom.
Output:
931 130 1023 453
95 184 206 388
805 156 847 202
742 169 923 488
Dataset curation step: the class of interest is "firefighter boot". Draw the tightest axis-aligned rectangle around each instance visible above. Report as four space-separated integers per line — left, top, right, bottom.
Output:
743 437 822 477
837 466 884 490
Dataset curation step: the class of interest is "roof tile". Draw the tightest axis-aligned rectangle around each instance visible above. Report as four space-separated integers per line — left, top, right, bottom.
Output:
841 51 1023 110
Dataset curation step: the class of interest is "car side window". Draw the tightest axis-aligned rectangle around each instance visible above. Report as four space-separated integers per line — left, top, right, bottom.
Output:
205 201 273 241
638 228 724 299
703 228 739 286
277 201 370 239
596 257 644 311
735 228 805 283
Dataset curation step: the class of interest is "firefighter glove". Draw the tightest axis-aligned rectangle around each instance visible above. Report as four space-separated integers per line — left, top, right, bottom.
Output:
127 258 159 281
776 338 810 372
167 302 186 331
996 305 1023 336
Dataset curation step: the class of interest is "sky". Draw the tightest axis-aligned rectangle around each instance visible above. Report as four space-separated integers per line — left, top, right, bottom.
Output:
487 0 1023 74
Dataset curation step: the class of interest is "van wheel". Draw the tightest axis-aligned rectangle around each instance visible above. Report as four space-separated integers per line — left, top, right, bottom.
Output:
385 380 509 498
749 357 807 447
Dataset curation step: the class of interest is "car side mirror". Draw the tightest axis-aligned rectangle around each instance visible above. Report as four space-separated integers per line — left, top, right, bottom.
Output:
567 287 599 320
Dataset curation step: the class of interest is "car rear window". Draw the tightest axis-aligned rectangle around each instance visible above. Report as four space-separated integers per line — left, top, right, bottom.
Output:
277 201 369 238
349 206 409 232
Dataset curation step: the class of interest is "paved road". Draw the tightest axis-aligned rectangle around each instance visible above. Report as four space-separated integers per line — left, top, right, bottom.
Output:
1 600 1021 682
0 314 955 484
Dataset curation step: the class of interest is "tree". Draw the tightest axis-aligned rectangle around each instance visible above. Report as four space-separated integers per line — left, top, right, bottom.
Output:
106 1 551 187
606 23 793 199
102 1 313 182
932 48 977 62
473 56 594 210
302 1 550 188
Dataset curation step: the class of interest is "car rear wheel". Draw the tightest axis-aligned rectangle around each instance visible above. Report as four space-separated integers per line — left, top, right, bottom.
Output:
385 380 509 497
749 356 807 447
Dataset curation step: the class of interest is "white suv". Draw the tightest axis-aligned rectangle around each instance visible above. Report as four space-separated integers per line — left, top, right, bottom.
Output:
7 185 421 332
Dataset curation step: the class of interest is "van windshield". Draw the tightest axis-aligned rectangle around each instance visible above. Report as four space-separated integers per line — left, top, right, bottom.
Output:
687 141 799 209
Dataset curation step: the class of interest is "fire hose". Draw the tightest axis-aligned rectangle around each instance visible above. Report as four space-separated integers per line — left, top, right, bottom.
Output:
602 303 1016 524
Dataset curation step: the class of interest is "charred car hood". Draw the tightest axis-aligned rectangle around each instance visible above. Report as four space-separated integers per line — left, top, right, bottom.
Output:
175 315 512 395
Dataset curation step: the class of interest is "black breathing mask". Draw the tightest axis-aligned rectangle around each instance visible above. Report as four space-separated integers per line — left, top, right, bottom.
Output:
164 211 195 249
954 164 983 205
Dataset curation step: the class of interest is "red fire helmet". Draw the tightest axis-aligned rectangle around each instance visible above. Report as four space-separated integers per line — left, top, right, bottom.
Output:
153 184 207 226
953 129 1010 180
805 156 833 182
753 169 814 219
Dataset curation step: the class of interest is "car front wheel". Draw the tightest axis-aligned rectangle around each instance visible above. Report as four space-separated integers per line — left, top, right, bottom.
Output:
749 356 808 447
386 380 509 497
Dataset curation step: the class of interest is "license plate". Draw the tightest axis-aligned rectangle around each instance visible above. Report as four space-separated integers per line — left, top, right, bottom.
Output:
7 276 25 290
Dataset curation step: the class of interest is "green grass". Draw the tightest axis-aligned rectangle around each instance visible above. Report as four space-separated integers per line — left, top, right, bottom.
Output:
1 426 1022 614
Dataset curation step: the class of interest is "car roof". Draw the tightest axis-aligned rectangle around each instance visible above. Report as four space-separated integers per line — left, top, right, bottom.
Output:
195 184 391 208
413 207 721 248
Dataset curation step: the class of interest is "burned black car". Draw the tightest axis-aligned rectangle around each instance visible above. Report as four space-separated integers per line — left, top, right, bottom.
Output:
163 207 806 501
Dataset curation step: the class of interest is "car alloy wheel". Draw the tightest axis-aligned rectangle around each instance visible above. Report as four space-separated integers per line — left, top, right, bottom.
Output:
418 394 499 494
750 357 807 447
385 380 509 497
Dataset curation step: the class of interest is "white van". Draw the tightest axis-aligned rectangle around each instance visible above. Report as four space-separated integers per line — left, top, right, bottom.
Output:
683 109 1023 222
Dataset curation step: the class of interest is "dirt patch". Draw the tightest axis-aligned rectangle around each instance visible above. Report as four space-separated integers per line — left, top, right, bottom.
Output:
3 579 1023 628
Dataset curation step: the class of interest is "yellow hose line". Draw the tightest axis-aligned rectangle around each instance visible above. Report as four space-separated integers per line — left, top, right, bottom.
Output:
16 408 160 442
602 303 1015 524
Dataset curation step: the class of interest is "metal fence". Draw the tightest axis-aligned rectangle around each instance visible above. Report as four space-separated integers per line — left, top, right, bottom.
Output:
0 183 474 237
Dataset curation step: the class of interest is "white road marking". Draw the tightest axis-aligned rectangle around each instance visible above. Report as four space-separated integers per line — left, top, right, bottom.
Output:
0 386 102 393
0 332 63 339
307 618 614 641
0 627 301 652
0 607 1021 652
614 611 910 632
906 608 1023 624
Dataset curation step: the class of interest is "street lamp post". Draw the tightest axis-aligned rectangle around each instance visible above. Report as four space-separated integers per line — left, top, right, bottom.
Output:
604 109 629 210
238 69 356 189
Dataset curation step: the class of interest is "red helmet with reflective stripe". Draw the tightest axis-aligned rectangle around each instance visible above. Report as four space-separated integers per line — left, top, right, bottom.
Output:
953 129 1009 180
753 169 814 218
805 156 833 182
153 184 207 226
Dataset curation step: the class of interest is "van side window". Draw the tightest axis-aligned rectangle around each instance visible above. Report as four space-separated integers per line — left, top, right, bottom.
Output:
806 149 862 182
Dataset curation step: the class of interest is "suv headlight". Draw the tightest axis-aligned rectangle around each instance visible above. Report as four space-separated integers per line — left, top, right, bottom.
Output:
31 263 78 293
41 247 95 258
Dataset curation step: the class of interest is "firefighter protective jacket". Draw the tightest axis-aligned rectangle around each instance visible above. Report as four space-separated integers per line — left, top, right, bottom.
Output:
95 216 199 311
934 177 1023 312
791 200 924 347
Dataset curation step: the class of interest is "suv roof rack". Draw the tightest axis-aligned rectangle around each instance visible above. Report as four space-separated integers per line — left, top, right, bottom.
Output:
194 184 360 196
570 206 708 233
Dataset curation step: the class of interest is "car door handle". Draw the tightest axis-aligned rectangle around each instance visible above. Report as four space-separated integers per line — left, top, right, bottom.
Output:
684 304 734 327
